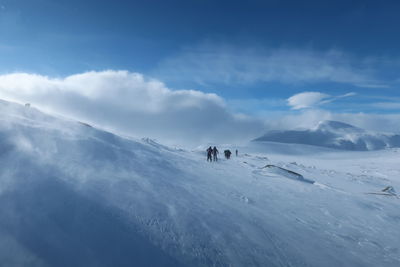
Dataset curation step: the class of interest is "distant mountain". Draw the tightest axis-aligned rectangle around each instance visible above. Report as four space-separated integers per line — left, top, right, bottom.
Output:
253 120 400 151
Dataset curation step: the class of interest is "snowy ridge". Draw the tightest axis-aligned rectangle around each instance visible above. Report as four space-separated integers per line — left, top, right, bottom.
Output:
0 100 399 267
254 120 400 150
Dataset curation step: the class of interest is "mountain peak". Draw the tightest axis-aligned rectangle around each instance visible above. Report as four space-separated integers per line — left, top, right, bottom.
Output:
313 120 364 134
254 120 400 151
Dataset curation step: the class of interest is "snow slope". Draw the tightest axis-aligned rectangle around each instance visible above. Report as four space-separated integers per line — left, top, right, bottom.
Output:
254 120 400 151
0 100 399 267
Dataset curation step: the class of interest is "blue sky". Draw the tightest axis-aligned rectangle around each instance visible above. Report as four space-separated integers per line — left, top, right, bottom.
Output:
1 0 400 142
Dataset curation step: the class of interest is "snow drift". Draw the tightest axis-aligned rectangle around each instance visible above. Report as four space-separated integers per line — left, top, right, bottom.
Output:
253 120 400 150
261 164 315 184
0 100 399 267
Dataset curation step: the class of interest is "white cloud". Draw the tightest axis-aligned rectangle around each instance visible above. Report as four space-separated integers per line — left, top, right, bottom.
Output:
154 44 387 88
0 70 265 146
287 92 330 110
287 91 356 110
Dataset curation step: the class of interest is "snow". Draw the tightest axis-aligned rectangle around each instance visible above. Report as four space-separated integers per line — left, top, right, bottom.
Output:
0 99 399 266
258 164 315 184
254 120 400 151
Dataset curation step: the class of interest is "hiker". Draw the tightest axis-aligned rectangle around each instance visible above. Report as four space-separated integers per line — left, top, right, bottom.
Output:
212 146 219 161
206 146 213 162
235 149 238 156
224 150 232 159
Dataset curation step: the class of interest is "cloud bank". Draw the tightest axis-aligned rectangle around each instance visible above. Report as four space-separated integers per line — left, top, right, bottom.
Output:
0 71 265 146
0 70 399 147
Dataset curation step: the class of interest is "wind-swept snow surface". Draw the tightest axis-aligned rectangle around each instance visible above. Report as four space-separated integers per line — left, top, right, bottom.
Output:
0 100 399 267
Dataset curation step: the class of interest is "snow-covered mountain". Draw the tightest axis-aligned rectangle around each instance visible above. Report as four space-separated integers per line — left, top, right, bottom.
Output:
1 99 399 267
254 120 400 150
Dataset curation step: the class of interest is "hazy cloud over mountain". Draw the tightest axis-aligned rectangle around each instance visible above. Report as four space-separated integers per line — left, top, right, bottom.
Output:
0 70 265 146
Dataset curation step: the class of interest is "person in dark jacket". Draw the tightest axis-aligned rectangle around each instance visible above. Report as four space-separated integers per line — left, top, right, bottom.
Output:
224 150 232 159
212 146 219 161
206 146 213 162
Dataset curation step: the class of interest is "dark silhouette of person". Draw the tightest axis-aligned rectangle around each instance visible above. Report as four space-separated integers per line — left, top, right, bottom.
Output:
224 150 232 159
235 149 238 156
212 146 219 161
206 146 213 162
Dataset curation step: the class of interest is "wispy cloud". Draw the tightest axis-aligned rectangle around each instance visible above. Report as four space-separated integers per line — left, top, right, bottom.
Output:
154 43 388 88
287 91 356 110
370 102 400 110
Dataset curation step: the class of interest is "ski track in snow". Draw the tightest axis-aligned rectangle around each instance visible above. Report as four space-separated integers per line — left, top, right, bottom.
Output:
0 100 399 267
